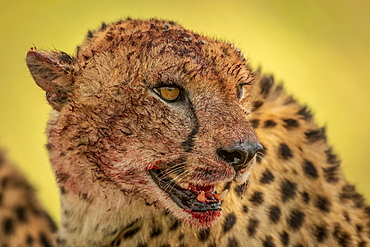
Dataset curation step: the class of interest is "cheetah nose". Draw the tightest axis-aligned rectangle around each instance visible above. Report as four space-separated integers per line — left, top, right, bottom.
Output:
217 142 263 172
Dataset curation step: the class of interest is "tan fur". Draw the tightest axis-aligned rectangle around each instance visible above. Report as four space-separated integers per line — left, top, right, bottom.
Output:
1 18 369 247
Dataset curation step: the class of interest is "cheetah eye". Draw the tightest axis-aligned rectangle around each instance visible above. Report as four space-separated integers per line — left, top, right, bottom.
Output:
153 86 182 102
236 82 252 100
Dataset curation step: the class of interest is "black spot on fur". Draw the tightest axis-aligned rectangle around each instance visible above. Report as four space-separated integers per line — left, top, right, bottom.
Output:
56 172 70 183
268 205 281 224
278 143 293 160
234 183 247 197
326 148 340 165
250 119 260 128
315 195 331 212
260 169 275 184
343 211 351 223
323 164 340 183
303 159 318 178
249 191 264 205
264 120 277 128
340 184 365 208
137 243 147 247
170 219 181 231
87 30 94 38
3 217 14 235
252 101 264 110
198 228 210 241
263 236 276 247
297 106 312 120
358 241 368 247
223 213 237 232
314 225 328 243
280 231 290 246
39 232 52 247
283 118 299 129
260 76 274 97
301 191 310 204
280 179 297 202
150 225 162 238
242 205 249 213
123 227 140 239
287 210 305 230
333 224 351 247
227 237 240 247
58 52 73 64
60 186 67 194
323 149 340 183
247 218 259 237
356 224 363 234
82 54 90 60
100 22 107 30
15 206 27 222
105 35 114 41
305 128 327 143
26 235 34 245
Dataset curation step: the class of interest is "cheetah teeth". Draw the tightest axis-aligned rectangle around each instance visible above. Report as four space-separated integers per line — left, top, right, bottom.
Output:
214 189 229 201
178 183 190 190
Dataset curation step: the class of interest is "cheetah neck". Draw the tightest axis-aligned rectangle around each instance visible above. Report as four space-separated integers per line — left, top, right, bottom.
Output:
57 189 152 246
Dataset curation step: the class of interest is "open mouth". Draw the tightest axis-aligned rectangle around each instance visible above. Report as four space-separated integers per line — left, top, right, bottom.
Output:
148 168 229 212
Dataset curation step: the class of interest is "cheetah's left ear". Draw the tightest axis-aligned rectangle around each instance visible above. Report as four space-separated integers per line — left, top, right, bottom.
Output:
26 49 75 111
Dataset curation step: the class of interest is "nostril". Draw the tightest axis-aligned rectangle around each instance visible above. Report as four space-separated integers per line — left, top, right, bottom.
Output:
217 149 248 167
217 142 263 171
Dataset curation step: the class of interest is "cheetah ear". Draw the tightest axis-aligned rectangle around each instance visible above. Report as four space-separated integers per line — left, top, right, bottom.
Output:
26 50 75 111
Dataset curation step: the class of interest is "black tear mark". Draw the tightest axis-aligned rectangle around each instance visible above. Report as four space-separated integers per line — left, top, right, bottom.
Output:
181 100 199 152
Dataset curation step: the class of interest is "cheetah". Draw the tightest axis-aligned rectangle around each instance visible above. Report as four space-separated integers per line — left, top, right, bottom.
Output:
1 18 369 247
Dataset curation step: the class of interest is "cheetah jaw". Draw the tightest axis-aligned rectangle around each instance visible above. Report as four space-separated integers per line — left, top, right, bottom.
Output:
148 168 229 213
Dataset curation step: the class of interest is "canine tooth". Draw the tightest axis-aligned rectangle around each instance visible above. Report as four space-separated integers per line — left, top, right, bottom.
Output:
214 189 229 201
196 191 206 202
180 183 190 190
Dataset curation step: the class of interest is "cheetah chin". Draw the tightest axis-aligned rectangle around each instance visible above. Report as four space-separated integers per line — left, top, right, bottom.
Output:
148 166 234 227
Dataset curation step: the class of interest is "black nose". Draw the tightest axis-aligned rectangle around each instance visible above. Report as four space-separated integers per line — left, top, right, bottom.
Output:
217 142 263 172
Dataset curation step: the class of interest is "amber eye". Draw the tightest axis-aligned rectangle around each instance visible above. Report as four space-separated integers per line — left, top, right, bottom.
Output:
153 86 182 102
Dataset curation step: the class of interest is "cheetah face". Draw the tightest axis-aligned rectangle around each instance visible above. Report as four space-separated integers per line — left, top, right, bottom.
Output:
26 20 262 228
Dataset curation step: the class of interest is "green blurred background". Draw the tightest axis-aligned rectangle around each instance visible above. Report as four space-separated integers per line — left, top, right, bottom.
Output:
0 0 369 222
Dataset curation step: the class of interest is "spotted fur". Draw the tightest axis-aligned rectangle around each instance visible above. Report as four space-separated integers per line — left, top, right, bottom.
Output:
1 18 369 247
0 151 56 247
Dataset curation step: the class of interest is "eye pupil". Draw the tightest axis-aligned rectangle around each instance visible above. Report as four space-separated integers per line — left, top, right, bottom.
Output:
154 86 181 102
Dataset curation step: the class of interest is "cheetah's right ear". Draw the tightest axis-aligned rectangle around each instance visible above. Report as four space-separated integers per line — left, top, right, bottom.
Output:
26 50 75 111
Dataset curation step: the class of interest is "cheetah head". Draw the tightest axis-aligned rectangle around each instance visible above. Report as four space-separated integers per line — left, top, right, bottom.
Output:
26 19 261 228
